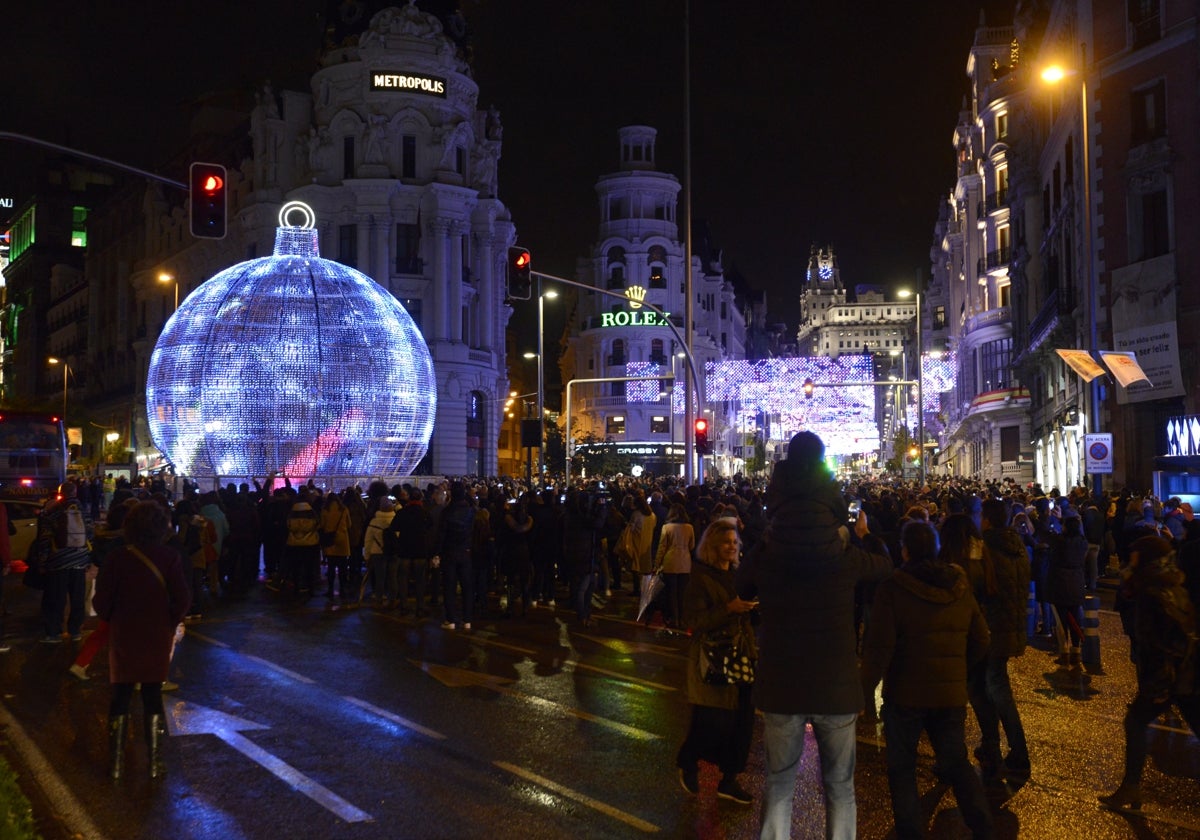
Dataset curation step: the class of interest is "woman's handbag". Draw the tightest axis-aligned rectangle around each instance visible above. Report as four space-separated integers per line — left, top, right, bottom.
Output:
616 524 636 568
700 627 756 685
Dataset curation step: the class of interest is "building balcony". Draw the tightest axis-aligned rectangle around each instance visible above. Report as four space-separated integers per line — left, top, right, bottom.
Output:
985 189 1008 214
977 247 1011 275
963 306 1010 337
1024 288 1067 353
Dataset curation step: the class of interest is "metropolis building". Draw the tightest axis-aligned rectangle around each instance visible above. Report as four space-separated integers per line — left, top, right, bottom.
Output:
5 3 516 480
562 126 748 478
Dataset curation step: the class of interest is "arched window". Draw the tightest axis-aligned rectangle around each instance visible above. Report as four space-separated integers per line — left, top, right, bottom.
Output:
647 245 667 288
609 339 625 366
607 246 626 290
650 338 665 365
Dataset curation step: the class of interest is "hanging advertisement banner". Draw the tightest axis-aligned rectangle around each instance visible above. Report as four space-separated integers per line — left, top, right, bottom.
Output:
1110 254 1185 404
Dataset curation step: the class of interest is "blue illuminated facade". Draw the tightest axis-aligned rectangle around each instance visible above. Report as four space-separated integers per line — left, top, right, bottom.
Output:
146 222 435 482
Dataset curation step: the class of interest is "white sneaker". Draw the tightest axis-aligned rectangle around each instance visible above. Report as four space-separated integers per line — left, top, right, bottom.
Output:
69 663 89 681
462 623 471 631
546 599 556 608
440 621 455 630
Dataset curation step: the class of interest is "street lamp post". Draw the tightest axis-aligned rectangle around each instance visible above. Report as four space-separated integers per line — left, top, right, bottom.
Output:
158 271 178 313
897 289 925 485
534 284 558 481
48 357 69 461
1042 47 1099 495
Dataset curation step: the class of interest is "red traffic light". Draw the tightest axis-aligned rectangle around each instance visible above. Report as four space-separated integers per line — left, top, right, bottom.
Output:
507 246 533 299
189 162 227 239
694 418 710 454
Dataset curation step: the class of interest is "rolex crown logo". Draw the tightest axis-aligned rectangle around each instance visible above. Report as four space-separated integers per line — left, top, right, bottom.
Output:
625 285 647 309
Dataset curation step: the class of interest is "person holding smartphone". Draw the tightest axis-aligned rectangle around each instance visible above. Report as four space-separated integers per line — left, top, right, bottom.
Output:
744 432 893 840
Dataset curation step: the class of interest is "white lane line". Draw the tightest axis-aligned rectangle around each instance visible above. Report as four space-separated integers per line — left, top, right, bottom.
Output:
187 630 229 648
562 660 678 692
494 686 660 741
242 654 316 684
0 702 109 840
342 696 447 741
188 633 315 684
495 761 660 834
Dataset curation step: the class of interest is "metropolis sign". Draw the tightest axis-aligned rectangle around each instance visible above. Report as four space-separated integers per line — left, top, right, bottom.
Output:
370 72 447 97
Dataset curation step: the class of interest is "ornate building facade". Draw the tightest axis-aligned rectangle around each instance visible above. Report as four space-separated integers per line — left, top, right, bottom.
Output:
562 127 748 478
44 3 516 481
930 19 1033 484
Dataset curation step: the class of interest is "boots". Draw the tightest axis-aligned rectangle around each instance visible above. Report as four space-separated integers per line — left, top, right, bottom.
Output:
108 715 129 780
1099 782 1142 810
145 713 167 779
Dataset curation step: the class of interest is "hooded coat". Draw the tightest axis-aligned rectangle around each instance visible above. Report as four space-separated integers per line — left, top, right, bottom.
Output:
861 560 990 708
744 458 892 715
979 526 1031 657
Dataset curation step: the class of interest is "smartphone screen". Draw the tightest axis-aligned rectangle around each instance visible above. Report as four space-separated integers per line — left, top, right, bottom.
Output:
847 500 862 523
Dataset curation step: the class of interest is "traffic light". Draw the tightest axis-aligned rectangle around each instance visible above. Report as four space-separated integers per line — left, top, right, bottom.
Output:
189 162 227 239
694 418 709 455
507 246 532 299
803 378 815 399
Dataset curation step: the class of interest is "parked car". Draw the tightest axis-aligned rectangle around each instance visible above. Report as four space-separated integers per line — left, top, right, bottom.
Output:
4 499 44 563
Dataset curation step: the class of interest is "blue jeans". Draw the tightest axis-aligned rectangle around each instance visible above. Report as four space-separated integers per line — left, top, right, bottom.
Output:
760 711 857 840
881 703 993 839
967 656 1029 769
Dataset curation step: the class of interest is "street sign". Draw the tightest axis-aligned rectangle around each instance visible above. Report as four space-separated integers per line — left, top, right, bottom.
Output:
1084 432 1114 474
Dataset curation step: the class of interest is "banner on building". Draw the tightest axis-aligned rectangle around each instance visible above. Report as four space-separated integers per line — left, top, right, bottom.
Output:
1056 349 1105 382
1099 352 1152 390
1110 254 1185 404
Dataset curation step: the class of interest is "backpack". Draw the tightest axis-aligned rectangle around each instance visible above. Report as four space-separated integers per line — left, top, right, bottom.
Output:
52 502 88 551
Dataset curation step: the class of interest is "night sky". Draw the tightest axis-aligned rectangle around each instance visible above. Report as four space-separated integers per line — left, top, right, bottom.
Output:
2 0 1014 332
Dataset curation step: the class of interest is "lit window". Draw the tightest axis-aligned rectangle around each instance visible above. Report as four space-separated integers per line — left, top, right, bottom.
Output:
71 206 87 248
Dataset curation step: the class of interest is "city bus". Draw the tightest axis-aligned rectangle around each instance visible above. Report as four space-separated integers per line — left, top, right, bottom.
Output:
0 410 68 501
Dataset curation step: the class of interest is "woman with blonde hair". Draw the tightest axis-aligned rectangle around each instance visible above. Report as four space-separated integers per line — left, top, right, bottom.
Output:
675 518 758 805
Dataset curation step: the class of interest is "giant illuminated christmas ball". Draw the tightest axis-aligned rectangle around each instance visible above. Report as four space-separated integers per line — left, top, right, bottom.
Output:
147 201 435 482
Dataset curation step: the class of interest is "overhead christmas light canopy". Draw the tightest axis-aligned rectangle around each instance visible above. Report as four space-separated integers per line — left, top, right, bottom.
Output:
147 201 436 483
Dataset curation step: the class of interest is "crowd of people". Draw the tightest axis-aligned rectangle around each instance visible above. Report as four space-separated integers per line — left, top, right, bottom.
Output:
5 448 1197 832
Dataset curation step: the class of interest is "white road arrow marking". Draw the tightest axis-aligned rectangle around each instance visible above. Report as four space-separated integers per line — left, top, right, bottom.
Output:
166 700 372 824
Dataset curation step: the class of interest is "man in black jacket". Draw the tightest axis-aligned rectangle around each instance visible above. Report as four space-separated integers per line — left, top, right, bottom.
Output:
742 432 892 840
862 521 994 839
971 498 1032 782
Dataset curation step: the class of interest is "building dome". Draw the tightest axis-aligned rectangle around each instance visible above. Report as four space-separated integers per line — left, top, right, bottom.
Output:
146 203 435 482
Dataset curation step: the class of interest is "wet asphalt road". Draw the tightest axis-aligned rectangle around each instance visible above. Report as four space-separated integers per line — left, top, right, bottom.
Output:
1 577 1198 840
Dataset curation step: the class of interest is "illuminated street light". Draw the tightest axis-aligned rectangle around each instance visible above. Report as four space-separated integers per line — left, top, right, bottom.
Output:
48 357 70 459
158 271 178 313
1041 49 1100 493
897 288 924 485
